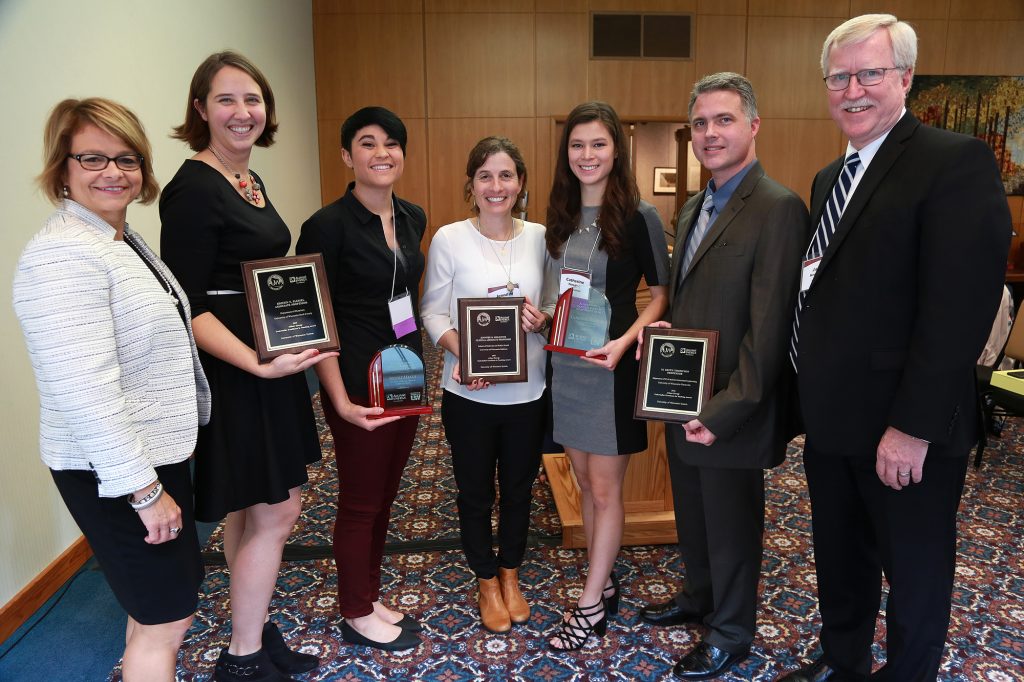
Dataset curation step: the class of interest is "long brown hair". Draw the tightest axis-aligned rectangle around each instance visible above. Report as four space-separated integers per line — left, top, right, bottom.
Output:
545 101 639 258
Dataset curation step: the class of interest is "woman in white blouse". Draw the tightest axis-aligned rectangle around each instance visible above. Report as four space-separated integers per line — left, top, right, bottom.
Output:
421 136 556 633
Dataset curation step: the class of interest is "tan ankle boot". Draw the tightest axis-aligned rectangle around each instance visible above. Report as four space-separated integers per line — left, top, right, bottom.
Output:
498 567 530 624
478 576 512 633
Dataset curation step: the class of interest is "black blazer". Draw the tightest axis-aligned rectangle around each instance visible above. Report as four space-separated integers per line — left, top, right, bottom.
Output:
667 161 810 469
795 113 1011 458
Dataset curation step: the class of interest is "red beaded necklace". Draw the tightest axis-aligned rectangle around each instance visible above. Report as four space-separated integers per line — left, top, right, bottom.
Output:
209 145 262 205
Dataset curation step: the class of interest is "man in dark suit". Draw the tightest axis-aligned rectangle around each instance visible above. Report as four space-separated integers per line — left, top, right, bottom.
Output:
780 14 1012 682
637 72 809 680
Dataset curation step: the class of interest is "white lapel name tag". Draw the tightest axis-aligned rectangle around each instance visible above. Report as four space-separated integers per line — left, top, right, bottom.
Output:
559 268 591 300
389 292 417 338
800 257 822 293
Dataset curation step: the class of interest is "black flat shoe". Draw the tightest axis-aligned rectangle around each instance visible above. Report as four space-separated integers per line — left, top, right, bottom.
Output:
262 621 319 674
640 599 705 627
777 657 836 681
214 648 296 681
394 614 424 633
672 641 749 680
340 620 421 652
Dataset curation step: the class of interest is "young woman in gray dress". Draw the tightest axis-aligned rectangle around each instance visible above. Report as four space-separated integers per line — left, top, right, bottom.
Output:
545 102 669 650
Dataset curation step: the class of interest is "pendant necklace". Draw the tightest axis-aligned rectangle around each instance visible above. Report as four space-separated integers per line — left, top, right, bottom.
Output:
209 145 262 205
477 217 517 292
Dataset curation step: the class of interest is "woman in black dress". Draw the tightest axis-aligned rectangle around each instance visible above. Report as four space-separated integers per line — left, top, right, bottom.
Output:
160 52 334 682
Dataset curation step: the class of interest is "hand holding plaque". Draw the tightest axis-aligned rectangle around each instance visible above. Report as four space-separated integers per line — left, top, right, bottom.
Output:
543 288 612 360
634 327 718 423
457 297 528 384
368 344 434 418
241 255 340 363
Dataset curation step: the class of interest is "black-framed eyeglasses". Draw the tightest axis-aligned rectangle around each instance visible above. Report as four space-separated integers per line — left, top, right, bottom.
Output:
67 153 144 171
823 67 903 91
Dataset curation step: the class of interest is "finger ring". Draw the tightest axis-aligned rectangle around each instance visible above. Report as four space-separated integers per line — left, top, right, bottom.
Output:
169 527 180 534
897 471 910 478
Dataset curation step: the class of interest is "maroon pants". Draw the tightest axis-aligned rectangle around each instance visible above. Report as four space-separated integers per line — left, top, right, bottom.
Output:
323 394 419 618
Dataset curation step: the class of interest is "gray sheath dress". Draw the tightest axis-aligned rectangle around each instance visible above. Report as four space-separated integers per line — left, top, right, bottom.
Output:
550 201 669 455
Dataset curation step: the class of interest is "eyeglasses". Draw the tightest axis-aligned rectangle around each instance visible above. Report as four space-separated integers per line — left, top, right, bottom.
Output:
823 67 903 91
67 153 144 171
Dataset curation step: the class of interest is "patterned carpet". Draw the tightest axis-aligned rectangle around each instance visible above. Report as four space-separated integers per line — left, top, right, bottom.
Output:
109 340 1024 680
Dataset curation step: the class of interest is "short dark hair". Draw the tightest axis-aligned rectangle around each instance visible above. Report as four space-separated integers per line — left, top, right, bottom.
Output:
38 98 159 205
340 107 407 153
463 136 528 215
172 51 278 151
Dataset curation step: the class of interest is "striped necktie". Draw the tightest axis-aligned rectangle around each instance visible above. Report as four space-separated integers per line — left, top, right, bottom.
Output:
789 152 861 369
680 190 715 278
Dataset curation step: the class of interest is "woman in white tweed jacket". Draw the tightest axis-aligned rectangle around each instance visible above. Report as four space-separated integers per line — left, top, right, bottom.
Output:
12 98 210 682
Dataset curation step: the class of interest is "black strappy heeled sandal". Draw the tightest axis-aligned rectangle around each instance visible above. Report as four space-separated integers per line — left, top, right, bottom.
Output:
548 600 607 651
602 571 620 619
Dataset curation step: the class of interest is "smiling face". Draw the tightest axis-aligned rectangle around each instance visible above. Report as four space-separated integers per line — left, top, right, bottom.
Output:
196 65 267 158
826 28 912 149
471 152 522 218
342 124 405 190
690 89 759 187
64 123 142 230
567 120 615 199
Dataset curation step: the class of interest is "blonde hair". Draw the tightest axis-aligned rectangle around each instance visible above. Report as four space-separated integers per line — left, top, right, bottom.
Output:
820 14 917 79
38 98 158 205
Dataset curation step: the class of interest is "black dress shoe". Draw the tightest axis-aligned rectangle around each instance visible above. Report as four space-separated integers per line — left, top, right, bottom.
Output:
673 641 749 680
394 614 424 632
640 599 704 626
262 621 319 674
340 620 421 652
776 657 836 681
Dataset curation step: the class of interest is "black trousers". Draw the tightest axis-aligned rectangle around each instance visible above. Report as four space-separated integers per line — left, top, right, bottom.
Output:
667 440 766 654
803 444 969 682
441 390 545 578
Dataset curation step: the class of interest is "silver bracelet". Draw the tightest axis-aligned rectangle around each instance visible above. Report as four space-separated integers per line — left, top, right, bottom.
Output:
128 481 163 511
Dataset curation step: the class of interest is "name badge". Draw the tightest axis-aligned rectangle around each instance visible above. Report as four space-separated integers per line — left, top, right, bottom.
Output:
487 283 522 298
559 268 591 301
389 292 417 338
800 257 822 292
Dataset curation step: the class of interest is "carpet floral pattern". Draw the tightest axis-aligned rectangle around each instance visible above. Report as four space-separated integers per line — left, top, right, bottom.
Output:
110 337 1024 679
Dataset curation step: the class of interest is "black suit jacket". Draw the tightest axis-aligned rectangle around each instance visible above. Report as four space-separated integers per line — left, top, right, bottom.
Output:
796 113 1011 458
667 161 810 469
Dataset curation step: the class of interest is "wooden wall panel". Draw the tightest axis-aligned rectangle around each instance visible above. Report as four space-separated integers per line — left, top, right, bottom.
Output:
316 118 430 217
314 0 423 13
539 0 586 10
536 13 589 117
589 59 696 119
634 122 684 229
911 19 948 75
426 118 537 231
426 0 534 11
755 119 843 204
747 0 849 17
698 0 747 15
694 14 747 79
425 14 536 118
314 13 426 119
589 0 697 11
531 117 558 225
945 21 1024 74
949 0 1024 20
850 0 948 19
747 17 836 119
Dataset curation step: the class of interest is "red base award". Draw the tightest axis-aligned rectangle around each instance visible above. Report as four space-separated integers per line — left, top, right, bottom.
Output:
544 288 612 360
367 344 434 418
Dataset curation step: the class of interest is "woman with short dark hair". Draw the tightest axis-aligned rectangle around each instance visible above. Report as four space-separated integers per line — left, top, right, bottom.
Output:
296 106 427 652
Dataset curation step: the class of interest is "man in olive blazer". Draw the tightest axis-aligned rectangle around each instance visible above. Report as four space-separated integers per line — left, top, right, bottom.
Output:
779 15 1011 682
639 73 809 680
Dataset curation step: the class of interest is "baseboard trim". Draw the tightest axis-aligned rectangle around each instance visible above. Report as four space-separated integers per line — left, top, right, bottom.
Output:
0 536 92 644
